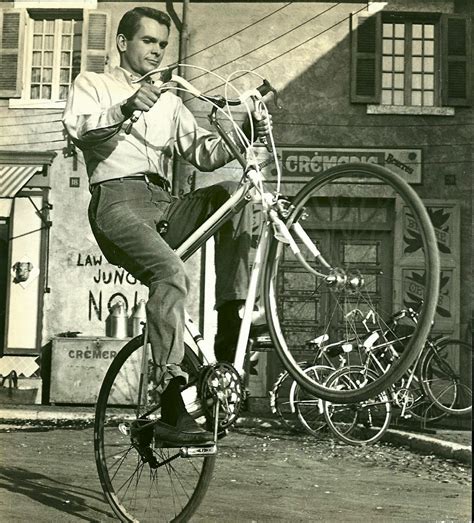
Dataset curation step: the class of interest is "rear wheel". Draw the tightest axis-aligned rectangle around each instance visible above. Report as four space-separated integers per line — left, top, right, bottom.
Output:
94 335 215 522
264 163 440 403
421 339 472 416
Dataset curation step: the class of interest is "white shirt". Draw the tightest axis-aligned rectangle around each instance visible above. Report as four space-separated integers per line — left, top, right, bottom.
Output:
62 66 233 186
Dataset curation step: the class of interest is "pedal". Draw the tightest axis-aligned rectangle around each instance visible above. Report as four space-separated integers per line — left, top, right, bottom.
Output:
179 444 217 458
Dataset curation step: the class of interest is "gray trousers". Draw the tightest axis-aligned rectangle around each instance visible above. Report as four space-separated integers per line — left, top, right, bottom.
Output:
88 177 251 392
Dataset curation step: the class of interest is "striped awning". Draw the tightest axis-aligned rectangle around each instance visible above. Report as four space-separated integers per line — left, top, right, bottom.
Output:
0 165 43 198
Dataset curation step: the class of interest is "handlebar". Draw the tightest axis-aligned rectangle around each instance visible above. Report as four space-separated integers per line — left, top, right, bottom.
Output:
125 65 280 135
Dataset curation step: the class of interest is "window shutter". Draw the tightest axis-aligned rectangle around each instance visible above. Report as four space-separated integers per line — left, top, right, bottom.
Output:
0 9 25 98
351 14 382 103
82 10 110 73
441 15 471 107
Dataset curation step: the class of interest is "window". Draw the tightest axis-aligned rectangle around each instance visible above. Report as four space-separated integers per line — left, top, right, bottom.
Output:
27 15 82 101
0 8 109 104
381 21 436 107
351 12 471 110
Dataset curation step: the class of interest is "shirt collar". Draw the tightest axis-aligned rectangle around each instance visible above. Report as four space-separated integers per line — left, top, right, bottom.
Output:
112 66 141 85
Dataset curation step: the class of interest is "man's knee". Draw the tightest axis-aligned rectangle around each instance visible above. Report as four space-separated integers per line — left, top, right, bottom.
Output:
149 261 190 296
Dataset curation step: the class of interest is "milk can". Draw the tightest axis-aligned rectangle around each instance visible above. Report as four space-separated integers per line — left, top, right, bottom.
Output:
110 301 128 338
131 299 147 337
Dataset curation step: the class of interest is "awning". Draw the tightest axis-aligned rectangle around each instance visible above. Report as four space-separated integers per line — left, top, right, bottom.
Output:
0 165 43 198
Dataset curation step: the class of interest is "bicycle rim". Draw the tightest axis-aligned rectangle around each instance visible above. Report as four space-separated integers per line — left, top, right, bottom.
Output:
421 339 472 416
323 366 392 445
294 365 333 437
264 163 440 403
94 336 215 522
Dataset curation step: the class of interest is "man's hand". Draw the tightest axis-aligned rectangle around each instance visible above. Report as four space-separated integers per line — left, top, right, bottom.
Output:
121 83 163 119
242 110 273 142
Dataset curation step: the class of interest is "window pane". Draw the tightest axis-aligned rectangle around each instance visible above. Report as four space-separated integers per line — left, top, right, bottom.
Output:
425 24 434 39
383 39 393 54
424 74 434 89
34 20 43 32
412 91 422 106
383 23 393 37
381 90 392 105
412 57 422 72
72 50 81 71
394 73 404 88
393 90 404 105
30 85 40 99
412 40 422 55
42 85 52 99
424 91 434 106
382 56 393 71
42 68 52 83
394 24 405 38
424 57 434 72
32 35 42 49
43 52 53 66
31 68 41 82
394 40 404 55
59 85 70 99
44 35 54 50
32 51 42 66
394 57 404 71
73 20 83 37
412 73 422 89
44 20 55 33
424 40 434 55
413 24 423 38
61 51 70 66
382 73 392 88
62 35 72 50
60 68 70 83
63 20 72 33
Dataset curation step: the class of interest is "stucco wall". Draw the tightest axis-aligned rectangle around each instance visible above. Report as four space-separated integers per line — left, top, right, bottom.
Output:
0 1 471 348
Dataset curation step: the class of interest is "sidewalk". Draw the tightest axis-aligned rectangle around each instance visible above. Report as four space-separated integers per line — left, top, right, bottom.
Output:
0 404 471 465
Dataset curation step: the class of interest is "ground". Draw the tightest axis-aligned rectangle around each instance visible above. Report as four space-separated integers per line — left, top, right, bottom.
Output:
0 422 470 522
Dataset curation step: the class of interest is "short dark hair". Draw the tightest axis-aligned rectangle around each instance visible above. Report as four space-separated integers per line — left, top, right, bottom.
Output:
117 7 171 39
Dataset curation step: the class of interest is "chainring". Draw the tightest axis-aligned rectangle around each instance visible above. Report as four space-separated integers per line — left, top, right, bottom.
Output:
199 363 244 429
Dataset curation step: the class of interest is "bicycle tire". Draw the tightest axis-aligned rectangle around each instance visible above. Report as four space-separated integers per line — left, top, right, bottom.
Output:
293 365 333 437
263 163 440 403
269 361 308 429
323 366 392 445
421 339 472 416
94 335 215 523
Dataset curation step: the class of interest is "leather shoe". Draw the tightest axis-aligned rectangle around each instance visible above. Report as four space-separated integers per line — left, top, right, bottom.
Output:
154 412 214 447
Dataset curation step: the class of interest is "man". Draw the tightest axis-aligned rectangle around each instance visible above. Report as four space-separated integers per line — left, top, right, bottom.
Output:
63 7 270 445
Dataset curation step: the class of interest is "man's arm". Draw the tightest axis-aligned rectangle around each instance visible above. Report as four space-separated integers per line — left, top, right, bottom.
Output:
62 73 127 148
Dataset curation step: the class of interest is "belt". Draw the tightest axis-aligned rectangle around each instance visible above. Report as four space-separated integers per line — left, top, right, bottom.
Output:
93 174 171 192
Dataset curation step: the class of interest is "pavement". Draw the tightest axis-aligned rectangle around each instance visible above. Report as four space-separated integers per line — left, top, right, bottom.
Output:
0 403 471 466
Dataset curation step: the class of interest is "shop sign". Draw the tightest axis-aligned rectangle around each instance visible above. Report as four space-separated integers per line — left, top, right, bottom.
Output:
404 206 453 256
271 147 422 184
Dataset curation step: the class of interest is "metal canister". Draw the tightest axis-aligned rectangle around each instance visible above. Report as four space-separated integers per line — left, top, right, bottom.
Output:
131 299 147 337
110 301 128 338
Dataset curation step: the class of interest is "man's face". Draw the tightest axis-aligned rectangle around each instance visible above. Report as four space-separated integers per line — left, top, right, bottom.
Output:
119 17 169 76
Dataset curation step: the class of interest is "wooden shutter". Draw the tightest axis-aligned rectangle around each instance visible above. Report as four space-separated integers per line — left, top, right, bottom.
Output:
351 14 382 103
441 14 471 107
0 9 25 98
82 10 110 73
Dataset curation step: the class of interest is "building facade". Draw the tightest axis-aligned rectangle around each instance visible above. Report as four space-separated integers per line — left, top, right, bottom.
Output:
0 0 471 406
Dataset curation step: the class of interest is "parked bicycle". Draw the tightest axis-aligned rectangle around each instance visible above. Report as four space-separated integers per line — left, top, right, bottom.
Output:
93 66 440 521
290 307 471 445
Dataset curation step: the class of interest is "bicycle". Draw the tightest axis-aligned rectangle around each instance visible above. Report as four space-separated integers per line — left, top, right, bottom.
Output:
93 65 440 521
295 308 471 445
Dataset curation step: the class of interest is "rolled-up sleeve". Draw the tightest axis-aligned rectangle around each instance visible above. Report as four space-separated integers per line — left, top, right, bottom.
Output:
62 72 125 149
174 99 233 171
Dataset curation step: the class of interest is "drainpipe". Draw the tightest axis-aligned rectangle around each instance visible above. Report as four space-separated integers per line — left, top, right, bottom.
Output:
166 0 190 196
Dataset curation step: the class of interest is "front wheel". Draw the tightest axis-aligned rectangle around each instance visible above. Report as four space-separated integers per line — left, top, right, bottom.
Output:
323 366 392 445
264 163 440 403
421 339 472 416
94 335 215 522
